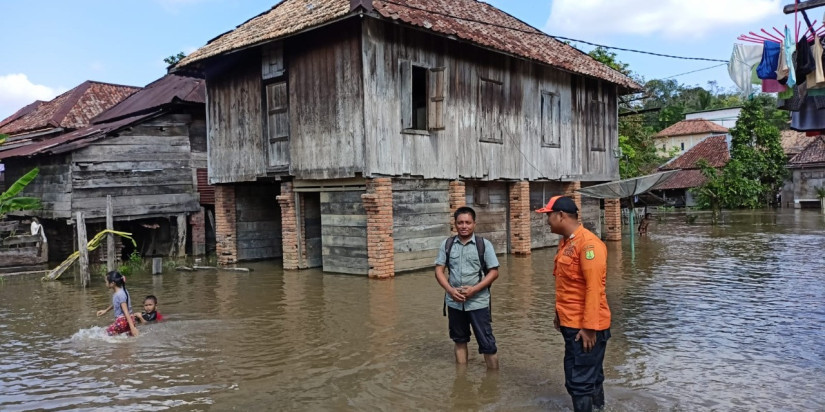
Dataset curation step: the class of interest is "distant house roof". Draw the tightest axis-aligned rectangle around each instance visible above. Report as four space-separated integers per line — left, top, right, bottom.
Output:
0 81 141 136
176 0 641 91
93 74 205 124
654 119 729 138
655 135 730 190
781 130 816 157
789 136 825 166
0 74 205 161
0 100 45 129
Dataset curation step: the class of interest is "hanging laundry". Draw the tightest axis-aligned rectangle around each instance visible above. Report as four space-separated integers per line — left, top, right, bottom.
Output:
784 26 797 87
728 44 763 96
791 97 825 130
807 35 825 87
757 41 781 79
777 45 790 84
795 37 816 81
763 79 788 93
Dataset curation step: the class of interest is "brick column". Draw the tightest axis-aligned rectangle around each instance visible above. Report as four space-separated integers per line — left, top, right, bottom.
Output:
508 181 531 255
563 180 582 223
277 182 299 270
604 198 622 241
214 185 237 265
190 207 206 256
448 180 466 235
362 178 394 279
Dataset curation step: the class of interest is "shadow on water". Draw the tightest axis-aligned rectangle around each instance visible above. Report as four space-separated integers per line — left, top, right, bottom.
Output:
0 209 823 410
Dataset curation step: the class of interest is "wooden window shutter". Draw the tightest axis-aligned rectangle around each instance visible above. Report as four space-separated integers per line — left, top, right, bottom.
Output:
588 100 606 151
541 91 560 147
399 60 413 130
262 42 285 80
266 81 289 141
428 67 445 130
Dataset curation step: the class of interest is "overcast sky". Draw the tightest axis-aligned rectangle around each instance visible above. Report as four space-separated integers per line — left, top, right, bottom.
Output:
0 0 804 119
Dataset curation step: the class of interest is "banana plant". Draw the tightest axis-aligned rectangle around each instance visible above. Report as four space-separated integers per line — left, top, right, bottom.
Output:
0 167 41 218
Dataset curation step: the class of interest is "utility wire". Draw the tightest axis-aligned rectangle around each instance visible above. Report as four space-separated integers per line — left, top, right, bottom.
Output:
662 63 729 79
377 0 729 63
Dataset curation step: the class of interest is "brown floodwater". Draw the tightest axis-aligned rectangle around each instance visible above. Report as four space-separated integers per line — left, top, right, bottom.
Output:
1 210 824 411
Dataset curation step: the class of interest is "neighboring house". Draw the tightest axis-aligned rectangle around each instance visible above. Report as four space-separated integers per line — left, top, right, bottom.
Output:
785 136 825 209
654 119 729 156
779 130 816 207
654 135 731 207
175 0 640 277
0 74 213 260
684 107 742 129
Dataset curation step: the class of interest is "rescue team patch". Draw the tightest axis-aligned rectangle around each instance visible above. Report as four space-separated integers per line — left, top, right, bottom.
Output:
585 249 595 260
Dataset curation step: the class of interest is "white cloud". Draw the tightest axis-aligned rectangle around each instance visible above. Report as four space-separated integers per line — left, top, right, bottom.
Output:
547 0 781 39
0 74 64 121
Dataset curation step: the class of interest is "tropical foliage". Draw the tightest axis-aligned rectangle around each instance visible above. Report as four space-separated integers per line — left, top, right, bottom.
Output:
0 168 42 218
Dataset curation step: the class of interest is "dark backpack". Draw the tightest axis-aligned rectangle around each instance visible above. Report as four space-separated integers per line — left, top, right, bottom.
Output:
442 235 491 317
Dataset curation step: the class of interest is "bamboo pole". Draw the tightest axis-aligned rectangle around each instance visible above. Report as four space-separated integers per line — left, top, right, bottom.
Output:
176 214 186 258
76 212 89 287
106 195 115 273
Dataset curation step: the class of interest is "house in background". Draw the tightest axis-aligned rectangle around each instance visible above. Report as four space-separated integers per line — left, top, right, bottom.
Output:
0 74 214 261
654 118 729 156
175 0 640 277
654 135 731 207
784 136 825 209
684 107 742 128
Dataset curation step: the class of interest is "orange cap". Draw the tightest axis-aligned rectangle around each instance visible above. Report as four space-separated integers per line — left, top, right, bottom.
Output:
535 196 578 214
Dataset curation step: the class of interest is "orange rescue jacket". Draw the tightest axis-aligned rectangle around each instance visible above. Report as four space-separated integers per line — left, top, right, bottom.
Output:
553 225 611 330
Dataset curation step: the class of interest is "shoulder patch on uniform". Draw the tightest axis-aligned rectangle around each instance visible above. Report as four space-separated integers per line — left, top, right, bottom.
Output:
585 247 595 260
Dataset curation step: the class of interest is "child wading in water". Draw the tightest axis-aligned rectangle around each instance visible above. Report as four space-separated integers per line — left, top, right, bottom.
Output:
134 295 163 324
96 271 139 337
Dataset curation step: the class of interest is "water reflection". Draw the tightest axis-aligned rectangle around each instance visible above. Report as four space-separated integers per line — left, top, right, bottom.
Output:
0 210 823 411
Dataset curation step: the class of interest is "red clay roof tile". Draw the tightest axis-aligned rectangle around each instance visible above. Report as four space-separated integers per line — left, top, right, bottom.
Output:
660 135 730 171
789 136 825 165
654 119 729 138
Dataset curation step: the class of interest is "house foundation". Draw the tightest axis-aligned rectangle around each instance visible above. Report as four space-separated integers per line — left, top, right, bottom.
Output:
604 198 622 241
509 181 531 255
363 178 394 279
214 185 237 265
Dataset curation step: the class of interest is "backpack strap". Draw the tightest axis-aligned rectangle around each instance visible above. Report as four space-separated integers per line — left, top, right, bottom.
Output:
443 235 493 317
442 235 457 316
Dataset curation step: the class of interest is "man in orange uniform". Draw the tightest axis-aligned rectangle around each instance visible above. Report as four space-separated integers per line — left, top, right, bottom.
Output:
536 196 611 412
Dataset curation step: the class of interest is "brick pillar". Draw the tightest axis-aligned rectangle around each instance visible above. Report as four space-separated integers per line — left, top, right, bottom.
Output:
277 182 299 270
362 178 394 279
190 207 206 256
448 180 466 235
604 198 622 241
563 180 582 223
509 181 531 255
214 185 237 265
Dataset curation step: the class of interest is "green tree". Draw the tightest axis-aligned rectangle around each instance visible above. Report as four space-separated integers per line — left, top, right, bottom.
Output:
588 47 631 76
0 168 41 218
164 52 186 66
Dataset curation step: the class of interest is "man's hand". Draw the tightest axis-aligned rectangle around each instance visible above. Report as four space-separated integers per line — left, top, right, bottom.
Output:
458 286 476 299
449 287 466 302
575 328 597 352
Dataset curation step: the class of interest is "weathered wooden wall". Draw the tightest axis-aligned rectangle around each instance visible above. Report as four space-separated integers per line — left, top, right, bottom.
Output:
70 114 201 220
580 195 602 238
302 193 322 268
529 181 563 249
206 54 266 184
361 19 619 182
286 21 365 179
320 190 368 274
5 156 72 220
465 182 508 254
235 184 282 261
392 179 451 272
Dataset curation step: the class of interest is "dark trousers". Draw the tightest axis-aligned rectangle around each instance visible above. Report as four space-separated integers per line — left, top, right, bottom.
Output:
560 327 611 402
447 307 497 354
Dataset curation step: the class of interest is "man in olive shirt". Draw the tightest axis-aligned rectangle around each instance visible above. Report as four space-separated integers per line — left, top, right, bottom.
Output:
435 206 500 369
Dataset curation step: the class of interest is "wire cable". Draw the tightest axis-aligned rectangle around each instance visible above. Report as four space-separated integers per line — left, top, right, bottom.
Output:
662 63 729 79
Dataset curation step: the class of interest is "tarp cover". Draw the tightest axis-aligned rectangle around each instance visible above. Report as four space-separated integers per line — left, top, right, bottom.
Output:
577 170 679 199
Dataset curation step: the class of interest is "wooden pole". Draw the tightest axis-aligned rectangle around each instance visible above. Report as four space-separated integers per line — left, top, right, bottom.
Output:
152 257 163 275
76 211 90 287
783 0 825 14
106 195 115 273
176 214 187 258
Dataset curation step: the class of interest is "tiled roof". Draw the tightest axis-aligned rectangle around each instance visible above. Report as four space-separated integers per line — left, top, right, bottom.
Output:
93 74 205 124
653 169 709 190
0 81 141 136
0 100 44 129
660 135 730 170
176 0 641 90
654 119 729 138
789 136 825 165
781 130 816 156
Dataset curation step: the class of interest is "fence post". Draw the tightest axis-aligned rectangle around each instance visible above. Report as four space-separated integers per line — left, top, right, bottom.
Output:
107 195 115 273
76 211 89 287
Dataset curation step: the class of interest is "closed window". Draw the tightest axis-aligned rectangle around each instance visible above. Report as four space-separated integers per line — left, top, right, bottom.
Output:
541 91 560 147
588 100 606 151
478 78 503 143
265 81 289 167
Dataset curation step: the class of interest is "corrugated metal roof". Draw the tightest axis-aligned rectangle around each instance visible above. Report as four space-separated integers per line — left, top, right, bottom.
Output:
0 100 45 129
654 119 729 138
0 81 141 136
789 136 825 165
93 74 205 124
176 0 641 90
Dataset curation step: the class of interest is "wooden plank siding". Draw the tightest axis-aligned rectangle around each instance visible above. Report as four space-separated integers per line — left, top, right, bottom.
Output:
70 115 200 220
529 181 564 249
465 182 509 254
4 156 73 220
392 178 451 272
320 190 368 274
286 20 365 180
361 19 619 182
235 184 282 261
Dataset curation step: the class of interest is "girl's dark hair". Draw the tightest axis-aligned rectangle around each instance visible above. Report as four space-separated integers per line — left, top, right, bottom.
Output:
106 271 130 309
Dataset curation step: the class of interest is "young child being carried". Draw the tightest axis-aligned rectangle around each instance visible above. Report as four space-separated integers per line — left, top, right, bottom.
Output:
133 295 164 324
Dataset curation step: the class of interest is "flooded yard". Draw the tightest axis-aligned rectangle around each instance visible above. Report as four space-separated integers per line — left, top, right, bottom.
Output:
1 210 823 411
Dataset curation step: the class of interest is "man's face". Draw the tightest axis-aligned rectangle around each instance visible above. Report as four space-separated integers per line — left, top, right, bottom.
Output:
546 211 562 234
455 212 476 238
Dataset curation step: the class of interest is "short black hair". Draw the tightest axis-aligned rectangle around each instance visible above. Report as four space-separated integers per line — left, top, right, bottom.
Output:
145 295 158 304
454 206 476 222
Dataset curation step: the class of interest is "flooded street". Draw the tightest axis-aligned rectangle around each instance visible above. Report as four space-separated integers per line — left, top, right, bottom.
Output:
1 210 823 411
